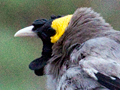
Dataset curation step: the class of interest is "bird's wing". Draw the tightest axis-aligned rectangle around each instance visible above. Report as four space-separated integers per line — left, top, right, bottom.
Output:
95 72 120 89
69 37 120 90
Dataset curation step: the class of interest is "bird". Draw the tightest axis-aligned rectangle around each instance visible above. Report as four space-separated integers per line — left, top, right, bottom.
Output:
14 7 120 90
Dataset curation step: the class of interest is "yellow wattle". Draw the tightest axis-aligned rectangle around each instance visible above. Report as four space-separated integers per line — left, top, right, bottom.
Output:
51 15 73 43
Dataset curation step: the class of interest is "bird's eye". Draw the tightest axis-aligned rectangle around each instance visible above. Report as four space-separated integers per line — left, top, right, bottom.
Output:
47 27 56 36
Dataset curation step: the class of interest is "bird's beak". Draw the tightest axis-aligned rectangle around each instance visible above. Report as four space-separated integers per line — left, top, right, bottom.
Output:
14 25 38 37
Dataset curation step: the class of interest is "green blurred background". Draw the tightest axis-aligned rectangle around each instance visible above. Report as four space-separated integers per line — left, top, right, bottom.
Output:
1 0 120 90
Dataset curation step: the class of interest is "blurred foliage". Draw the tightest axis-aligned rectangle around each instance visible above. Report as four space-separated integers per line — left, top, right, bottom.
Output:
0 0 120 90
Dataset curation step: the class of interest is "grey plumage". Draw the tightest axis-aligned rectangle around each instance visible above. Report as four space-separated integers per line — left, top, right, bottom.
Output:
45 8 120 90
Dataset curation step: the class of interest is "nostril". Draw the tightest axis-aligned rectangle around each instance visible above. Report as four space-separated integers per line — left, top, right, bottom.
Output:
32 27 36 31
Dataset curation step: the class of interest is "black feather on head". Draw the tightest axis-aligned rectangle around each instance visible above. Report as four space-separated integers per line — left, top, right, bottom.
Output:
29 15 62 76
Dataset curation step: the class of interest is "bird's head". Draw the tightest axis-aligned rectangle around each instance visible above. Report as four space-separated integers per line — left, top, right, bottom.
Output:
14 15 72 76
14 15 72 44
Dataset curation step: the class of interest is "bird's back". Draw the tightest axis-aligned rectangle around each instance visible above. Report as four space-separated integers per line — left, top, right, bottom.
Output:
45 8 120 90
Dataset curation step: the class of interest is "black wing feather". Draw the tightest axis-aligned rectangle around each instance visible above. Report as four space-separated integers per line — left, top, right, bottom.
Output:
95 72 120 90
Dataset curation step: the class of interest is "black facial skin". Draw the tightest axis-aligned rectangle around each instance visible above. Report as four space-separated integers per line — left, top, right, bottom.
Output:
29 15 62 76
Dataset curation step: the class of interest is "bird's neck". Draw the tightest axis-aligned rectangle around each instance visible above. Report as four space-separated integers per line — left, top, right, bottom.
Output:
47 8 113 79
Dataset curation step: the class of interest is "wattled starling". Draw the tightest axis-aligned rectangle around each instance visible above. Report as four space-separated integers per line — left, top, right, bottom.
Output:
14 8 120 90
